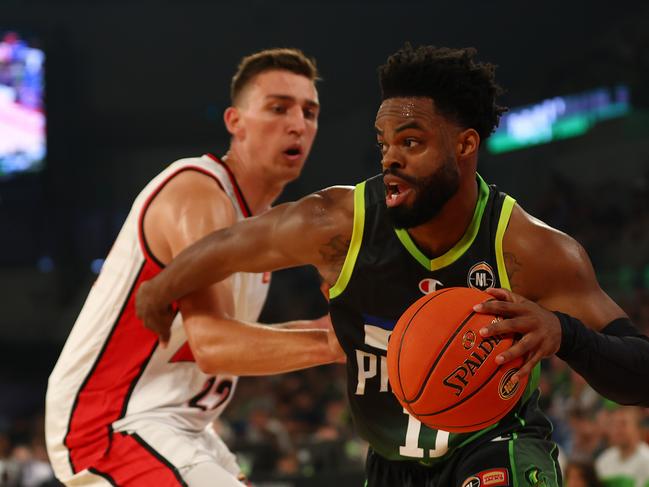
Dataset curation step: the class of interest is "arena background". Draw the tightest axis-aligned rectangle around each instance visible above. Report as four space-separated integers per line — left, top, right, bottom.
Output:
1 0 648 485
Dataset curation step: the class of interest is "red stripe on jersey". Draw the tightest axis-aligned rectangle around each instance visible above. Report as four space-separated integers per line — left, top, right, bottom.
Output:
206 153 252 217
92 432 186 486
169 342 195 363
64 260 160 473
63 161 233 474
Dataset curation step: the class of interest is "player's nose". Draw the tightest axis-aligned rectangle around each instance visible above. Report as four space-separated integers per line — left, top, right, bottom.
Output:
286 107 307 135
381 145 404 172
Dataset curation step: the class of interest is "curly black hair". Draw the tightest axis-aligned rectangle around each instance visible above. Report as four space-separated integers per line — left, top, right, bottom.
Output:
378 44 507 140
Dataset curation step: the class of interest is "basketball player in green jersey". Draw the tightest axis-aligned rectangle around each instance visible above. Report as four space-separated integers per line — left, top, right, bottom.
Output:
136 45 649 486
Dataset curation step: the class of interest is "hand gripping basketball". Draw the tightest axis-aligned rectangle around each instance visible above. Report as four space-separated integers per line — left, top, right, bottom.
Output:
386 287 529 433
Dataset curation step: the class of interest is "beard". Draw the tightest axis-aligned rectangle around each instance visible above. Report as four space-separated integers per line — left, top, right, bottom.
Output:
386 157 460 229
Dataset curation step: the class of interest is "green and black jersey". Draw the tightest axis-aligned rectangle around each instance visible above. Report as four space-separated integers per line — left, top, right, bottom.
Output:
328 174 548 465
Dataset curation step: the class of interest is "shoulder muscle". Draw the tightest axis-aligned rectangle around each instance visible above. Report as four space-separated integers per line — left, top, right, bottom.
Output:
144 169 236 263
272 186 355 283
503 204 625 328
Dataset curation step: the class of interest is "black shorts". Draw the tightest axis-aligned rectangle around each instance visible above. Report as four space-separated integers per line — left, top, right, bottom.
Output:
365 432 561 487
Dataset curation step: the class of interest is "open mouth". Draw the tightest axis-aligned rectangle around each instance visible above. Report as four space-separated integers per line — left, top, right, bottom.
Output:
283 145 302 159
384 179 412 208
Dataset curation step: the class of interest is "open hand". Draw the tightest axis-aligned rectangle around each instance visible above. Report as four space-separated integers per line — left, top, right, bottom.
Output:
135 279 176 347
473 288 562 383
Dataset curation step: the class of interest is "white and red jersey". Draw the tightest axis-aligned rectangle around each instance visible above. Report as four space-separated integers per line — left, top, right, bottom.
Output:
45 154 269 480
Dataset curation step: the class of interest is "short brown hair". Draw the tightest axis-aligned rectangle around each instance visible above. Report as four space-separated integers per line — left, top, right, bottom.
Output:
230 48 319 104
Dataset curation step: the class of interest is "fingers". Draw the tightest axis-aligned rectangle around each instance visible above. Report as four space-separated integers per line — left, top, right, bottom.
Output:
142 312 173 348
494 334 532 365
483 287 513 302
474 301 525 321
478 315 527 338
159 328 170 348
153 314 173 347
483 287 531 306
494 338 542 386
511 352 542 383
493 334 544 384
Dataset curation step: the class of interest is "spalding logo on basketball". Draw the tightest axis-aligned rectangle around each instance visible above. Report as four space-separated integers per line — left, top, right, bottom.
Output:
461 330 476 350
386 287 528 433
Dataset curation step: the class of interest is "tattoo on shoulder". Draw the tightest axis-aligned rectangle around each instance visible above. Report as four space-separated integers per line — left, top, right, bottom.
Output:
504 252 522 292
319 235 350 277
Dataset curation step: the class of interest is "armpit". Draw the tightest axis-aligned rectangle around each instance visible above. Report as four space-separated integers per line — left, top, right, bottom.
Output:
310 186 355 284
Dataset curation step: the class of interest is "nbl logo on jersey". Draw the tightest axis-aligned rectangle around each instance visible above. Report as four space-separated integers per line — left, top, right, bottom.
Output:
467 262 495 291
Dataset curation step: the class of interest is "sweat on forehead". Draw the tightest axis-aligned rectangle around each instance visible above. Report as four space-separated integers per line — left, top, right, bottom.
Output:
375 97 436 121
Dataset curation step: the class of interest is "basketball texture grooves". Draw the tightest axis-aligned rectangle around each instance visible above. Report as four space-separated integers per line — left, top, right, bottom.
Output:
387 287 528 433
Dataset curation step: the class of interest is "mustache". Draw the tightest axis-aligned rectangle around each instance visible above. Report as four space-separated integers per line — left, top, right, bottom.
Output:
382 167 420 187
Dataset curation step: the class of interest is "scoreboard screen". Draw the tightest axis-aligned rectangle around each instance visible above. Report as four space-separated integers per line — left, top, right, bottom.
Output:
488 86 630 154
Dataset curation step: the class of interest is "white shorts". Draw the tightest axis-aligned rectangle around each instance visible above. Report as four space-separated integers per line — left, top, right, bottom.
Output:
53 422 243 487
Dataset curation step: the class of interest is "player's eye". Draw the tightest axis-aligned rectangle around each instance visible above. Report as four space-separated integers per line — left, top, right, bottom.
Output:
377 141 386 153
404 138 419 148
270 104 287 114
304 108 318 120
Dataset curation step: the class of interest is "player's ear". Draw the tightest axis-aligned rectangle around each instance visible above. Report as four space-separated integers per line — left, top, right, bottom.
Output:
224 107 242 137
456 129 480 159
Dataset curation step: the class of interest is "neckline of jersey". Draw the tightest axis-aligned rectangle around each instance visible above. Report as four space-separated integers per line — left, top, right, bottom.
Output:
393 175 490 272
206 153 253 217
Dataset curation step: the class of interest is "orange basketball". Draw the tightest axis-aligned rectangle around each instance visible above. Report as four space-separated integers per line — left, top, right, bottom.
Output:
386 287 528 433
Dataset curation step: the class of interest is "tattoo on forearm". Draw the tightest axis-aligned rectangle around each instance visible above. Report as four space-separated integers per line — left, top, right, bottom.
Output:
504 252 522 292
319 235 350 276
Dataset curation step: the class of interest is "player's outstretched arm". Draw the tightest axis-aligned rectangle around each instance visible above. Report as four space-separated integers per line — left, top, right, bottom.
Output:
475 204 649 406
181 311 345 375
136 182 354 339
140 172 349 373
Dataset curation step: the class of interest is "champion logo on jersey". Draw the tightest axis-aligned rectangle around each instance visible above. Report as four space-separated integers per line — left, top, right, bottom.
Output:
418 278 443 295
467 261 495 291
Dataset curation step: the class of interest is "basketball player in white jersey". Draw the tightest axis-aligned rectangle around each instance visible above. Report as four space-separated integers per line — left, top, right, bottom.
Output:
45 48 342 487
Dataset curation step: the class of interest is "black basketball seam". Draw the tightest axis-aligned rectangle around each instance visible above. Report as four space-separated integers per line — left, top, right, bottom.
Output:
405 309 480 404
400 294 506 419
413 362 509 415
420 388 523 430
412 364 525 432
395 287 455 401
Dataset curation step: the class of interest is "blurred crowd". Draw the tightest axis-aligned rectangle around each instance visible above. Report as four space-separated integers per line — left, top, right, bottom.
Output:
0 415 57 487
219 365 366 484
538 166 649 305
2 170 649 486
541 359 649 487
3 362 649 486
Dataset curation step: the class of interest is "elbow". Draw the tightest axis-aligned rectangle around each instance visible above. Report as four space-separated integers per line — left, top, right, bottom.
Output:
193 347 216 375
184 319 236 374
191 341 236 375
192 344 219 375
